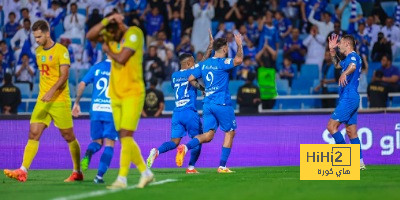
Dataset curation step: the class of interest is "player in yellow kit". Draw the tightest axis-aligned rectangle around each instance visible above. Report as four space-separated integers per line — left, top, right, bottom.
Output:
3 20 82 182
87 12 154 189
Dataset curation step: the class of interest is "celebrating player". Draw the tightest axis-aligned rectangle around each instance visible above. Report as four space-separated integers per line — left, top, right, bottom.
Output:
87 12 153 189
4 20 83 182
72 58 117 184
327 34 366 170
175 34 243 173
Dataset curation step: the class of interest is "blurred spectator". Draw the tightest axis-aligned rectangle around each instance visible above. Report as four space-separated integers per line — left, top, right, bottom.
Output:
0 73 21 115
213 0 230 27
337 0 363 34
226 32 237 58
258 10 279 51
371 32 392 62
215 23 227 39
365 15 382 49
237 72 260 114
18 8 38 27
283 28 306 71
83 41 102 66
308 4 333 39
167 7 183 47
243 36 257 64
314 51 340 108
86 0 107 15
396 0 400 27
376 54 400 92
367 70 388 108
145 7 164 47
191 0 214 53
4 12 19 42
279 56 295 87
2 0 22 22
123 0 147 26
150 31 175 63
11 19 35 62
142 78 165 117
195 51 204 63
381 18 400 57
236 56 256 80
176 34 194 55
244 15 259 45
27 0 47 19
303 25 325 71
44 1 63 23
0 40 14 70
225 3 243 27
15 54 35 90
143 46 165 85
60 3 86 44
0 53 7 81
327 21 346 40
164 49 180 81
256 38 277 69
274 10 292 41
86 8 102 30
300 0 327 34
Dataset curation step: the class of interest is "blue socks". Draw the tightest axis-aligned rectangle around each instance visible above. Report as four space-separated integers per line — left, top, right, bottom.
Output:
189 144 202 166
332 131 346 144
86 142 102 159
158 141 177 154
97 146 114 178
186 138 200 150
350 137 363 159
219 147 231 167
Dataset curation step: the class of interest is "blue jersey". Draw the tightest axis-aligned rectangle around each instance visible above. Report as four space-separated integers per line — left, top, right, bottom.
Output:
339 51 362 99
192 57 234 105
171 69 198 112
81 60 113 121
258 25 279 51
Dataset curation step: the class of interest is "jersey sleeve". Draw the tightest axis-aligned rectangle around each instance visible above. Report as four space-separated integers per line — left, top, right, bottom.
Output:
122 27 142 51
58 46 71 66
221 58 235 71
81 65 96 85
191 63 202 79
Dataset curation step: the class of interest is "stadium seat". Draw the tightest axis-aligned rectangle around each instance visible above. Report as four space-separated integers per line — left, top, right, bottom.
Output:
82 84 92 98
275 49 284 68
31 84 39 98
280 99 302 109
18 102 27 113
77 8 86 16
361 96 369 109
380 1 397 17
34 72 40 83
291 79 313 95
54 23 65 41
391 97 400 107
299 64 319 80
69 83 76 98
77 69 89 82
15 83 31 98
367 62 381 82
161 81 174 97
71 38 82 45
276 79 290 95
68 68 78 86
229 80 245 96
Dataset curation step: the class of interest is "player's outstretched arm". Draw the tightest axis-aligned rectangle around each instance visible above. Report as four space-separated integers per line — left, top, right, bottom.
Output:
200 29 214 62
188 75 205 91
328 34 341 69
233 33 243 66
41 65 69 102
72 81 86 117
338 63 356 87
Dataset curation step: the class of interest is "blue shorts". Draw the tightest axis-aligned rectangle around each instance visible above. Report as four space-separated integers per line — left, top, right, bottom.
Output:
203 103 237 132
171 109 202 139
91 120 119 141
331 98 359 125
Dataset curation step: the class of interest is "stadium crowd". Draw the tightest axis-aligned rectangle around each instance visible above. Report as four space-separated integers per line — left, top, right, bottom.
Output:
0 0 399 114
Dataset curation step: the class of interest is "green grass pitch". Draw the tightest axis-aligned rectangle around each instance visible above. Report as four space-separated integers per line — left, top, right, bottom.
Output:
1 166 400 200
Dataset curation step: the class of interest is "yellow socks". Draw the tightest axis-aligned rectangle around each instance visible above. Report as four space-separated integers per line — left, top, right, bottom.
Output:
131 140 147 173
68 139 81 171
21 139 39 170
118 137 147 178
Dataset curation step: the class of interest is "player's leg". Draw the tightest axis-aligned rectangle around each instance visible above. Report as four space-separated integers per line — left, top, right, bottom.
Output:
82 120 105 171
186 111 203 173
216 104 237 173
4 123 47 182
328 102 346 144
345 110 365 170
95 138 115 184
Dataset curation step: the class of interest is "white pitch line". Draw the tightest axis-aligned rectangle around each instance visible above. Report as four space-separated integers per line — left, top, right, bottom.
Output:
51 179 178 200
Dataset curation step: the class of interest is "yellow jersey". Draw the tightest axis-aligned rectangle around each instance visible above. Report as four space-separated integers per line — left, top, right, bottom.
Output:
36 43 71 102
108 26 145 99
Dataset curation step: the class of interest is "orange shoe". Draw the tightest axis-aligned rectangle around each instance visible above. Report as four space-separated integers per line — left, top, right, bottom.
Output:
186 168 199 174
217 167 235 173
176 144 187 167
4 169 28 182
64 171 84 182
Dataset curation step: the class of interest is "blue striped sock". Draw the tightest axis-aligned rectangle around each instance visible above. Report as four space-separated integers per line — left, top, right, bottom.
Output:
97 146 114 177
332 132 346 144
350 137 363 159
158 141 177 154
219 147 231 167
189 144 202 166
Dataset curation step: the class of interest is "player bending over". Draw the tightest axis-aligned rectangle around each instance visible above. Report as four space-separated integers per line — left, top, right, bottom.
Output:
175 34 243 173
4 20 82 182
72 58 117 183
327 34 366 170
87 12 153 189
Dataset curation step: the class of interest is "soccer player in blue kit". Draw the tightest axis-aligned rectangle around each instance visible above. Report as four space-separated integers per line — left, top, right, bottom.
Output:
146 30 213 174
327 34 366 170
175 34 243 173
72 58 118 183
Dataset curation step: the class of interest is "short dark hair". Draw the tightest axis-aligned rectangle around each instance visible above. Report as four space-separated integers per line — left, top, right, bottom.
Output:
9 12 16 17
283 56 292 62
0 40 6 45
342 34 356 50
243 56 251 61
179 53 193 62
21 8 29 13
382 54 392 62
4 73 12 84
247 72 256 82
70 2 77 8
23 18 31 24
150 78 158 86
32 20 49 32
213 38 227 51
375 70 384 79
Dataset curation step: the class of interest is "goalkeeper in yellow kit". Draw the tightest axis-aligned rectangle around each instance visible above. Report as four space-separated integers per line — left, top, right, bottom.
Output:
4 20 82 182
87 12 154 189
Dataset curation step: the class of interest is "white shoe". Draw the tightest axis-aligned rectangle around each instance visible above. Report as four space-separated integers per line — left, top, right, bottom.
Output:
107 179 127 189
137 170 154 188
146 148 158 168
360 163 366 170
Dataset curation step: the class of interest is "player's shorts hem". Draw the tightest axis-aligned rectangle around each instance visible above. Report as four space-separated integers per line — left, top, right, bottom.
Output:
29 120 50 127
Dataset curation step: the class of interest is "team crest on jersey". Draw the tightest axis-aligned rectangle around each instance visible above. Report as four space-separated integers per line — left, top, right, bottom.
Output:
64 52 69 59
224 58 232 64
49 55 53 61
41 56 46 62
351 57 356 61
130 35 137 42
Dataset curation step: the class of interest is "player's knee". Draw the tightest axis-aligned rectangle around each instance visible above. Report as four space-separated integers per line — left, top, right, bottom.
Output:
327 122 337 133
28 130 41 140
104 139 115 147
204 131 215 142
227 131 236 138
60 130 76 142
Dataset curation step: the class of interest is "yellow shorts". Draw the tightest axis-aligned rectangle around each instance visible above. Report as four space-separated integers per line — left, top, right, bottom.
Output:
30 101 73 129
111 94 144 132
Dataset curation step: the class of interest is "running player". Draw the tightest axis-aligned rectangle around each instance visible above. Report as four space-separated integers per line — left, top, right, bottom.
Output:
327 34 366 170
86 12 153 189
72 58 117 183
175 34 243 173
4 20 82 182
